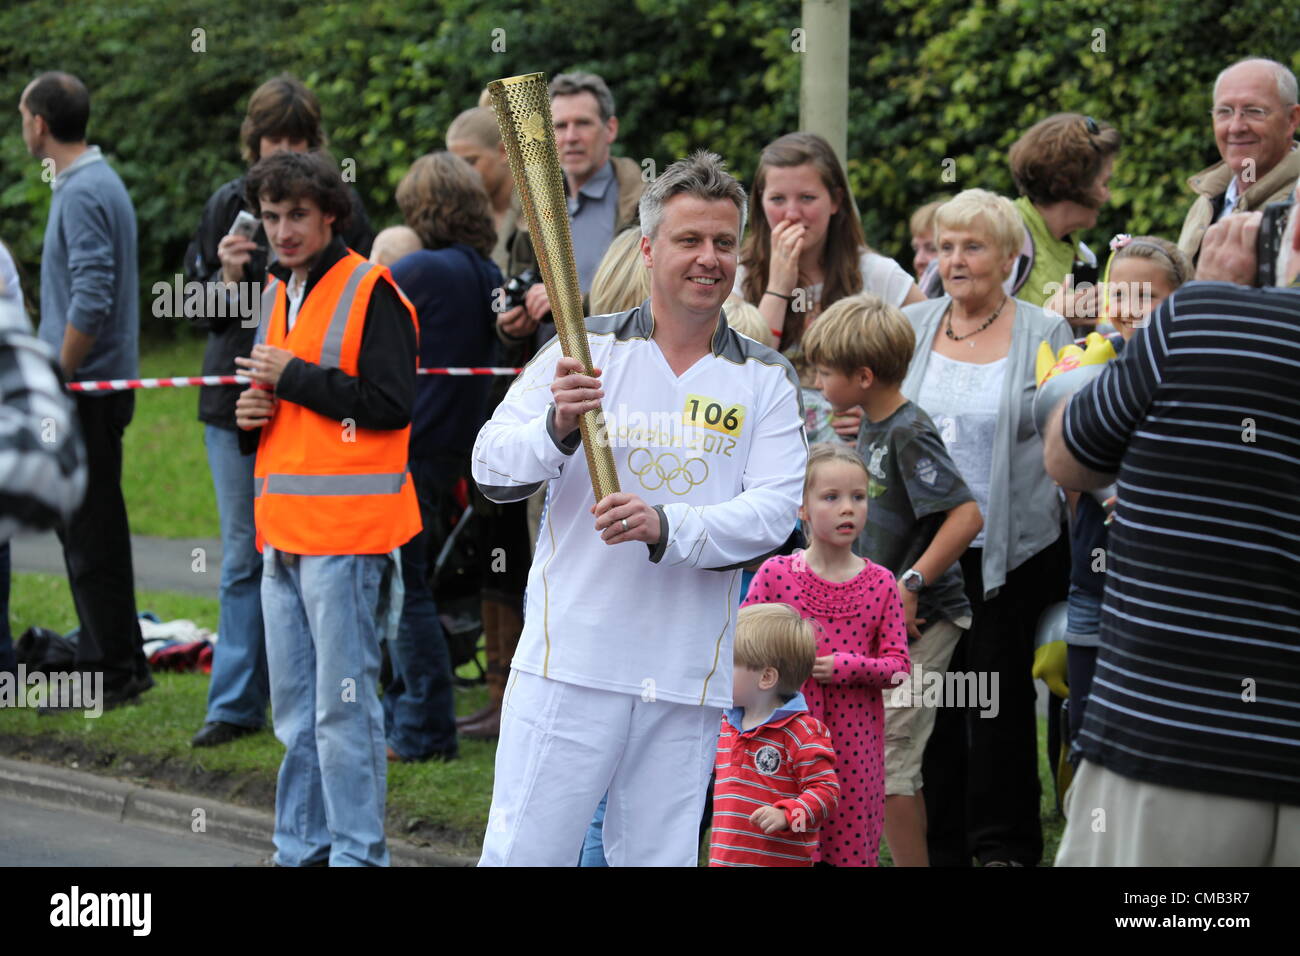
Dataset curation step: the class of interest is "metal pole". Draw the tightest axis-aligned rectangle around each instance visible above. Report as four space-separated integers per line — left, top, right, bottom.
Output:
799 0 850 168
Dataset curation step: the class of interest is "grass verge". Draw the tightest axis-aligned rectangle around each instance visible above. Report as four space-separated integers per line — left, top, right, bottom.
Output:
0 674 494 856
123 334 219 540
3 571 494 855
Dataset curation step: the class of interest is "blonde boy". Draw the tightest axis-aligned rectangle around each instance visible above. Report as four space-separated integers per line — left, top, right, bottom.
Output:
709 603 839 867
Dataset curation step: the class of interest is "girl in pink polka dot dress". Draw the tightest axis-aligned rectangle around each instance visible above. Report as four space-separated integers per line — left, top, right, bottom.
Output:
742 445 910 866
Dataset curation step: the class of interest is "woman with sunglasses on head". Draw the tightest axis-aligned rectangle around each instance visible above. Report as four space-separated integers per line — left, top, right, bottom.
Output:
1004 114 1122 326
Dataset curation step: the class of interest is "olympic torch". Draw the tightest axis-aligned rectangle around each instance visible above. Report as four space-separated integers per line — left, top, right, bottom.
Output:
488 73 620 502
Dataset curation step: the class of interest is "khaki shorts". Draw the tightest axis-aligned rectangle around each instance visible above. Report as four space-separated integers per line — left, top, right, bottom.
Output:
1056 757 1300 866
883 618 964 797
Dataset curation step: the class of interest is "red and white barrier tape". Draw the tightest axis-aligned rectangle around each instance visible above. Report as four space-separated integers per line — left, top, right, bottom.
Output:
67 367 524 392
65 328 1115 392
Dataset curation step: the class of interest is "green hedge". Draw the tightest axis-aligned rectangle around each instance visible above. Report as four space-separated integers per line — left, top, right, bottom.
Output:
2 0 1297 337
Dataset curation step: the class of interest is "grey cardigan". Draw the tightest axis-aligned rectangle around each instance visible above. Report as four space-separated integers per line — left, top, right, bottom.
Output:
900 296 1073 598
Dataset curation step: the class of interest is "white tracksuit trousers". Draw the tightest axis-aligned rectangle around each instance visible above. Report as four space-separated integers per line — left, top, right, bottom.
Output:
478 669 720 866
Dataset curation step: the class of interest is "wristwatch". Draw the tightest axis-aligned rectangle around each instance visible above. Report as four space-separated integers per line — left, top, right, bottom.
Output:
900 568 925 592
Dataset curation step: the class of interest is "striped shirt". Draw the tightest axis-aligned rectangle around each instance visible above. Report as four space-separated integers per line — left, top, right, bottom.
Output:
709 694 839 867
1062 281 1300 805
0 298 86 540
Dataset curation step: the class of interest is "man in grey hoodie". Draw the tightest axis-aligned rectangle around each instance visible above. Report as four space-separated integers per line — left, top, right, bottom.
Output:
19 71 151 709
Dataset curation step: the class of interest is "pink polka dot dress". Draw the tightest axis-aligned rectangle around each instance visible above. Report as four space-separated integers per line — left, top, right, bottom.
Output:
741 551 910 866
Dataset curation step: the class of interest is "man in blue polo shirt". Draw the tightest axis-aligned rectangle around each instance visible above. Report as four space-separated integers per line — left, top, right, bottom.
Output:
20 71 151 709
501 71 645 351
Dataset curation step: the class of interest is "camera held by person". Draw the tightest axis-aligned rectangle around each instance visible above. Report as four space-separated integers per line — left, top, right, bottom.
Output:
500 268 540 311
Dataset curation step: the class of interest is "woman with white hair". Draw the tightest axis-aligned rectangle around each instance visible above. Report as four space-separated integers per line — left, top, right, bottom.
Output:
901 189 1073 868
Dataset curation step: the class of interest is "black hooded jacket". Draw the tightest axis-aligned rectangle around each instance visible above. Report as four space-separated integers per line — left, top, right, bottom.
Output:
182 175 374 429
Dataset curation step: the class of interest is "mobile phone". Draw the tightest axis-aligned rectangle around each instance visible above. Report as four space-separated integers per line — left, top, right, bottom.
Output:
228 210 260 240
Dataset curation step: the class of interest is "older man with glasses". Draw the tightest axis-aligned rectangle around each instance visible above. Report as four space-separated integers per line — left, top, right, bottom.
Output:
1178 57 1300 263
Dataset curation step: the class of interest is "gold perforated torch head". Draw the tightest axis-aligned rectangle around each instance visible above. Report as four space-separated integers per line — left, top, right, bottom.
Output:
488 72 621 502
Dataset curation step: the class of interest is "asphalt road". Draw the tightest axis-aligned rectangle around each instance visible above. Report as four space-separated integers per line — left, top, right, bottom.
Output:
9 531 223 598
0 794 264 867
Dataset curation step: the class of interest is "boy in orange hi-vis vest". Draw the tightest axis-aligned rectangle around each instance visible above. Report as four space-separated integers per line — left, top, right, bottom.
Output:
235 151 419 867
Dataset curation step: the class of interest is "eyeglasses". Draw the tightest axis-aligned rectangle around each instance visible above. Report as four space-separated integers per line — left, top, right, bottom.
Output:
1210 106 1274 122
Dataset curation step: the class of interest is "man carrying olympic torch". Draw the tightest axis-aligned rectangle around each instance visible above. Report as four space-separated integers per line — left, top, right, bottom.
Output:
472 129 808 863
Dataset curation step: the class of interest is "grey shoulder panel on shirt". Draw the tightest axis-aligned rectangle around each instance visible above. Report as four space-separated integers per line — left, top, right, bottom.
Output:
585 300 653 341
714 315 802 396
584 301 804 421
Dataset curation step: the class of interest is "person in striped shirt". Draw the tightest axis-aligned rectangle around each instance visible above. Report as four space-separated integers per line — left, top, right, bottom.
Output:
710 603 839 867
1044 199 1300 866
0 295 87 676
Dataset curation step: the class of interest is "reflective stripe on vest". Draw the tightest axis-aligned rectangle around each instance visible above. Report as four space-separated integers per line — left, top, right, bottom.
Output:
256 278 278 347
254 263 373 367
255 471 409 497
320 262 375 369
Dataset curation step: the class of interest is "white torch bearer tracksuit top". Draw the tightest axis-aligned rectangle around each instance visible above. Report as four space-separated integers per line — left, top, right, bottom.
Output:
472 299 808 708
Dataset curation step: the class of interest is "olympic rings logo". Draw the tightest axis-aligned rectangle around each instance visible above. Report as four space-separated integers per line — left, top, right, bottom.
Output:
627 448 709 496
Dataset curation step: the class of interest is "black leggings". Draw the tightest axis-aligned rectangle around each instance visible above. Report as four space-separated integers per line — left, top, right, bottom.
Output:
920 536 1070 866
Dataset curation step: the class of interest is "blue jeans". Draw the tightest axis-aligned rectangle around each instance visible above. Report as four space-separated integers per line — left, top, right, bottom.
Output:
203 425 269 728
578 793 610 867
1064 583 1103 638
262 548 391 867
740 568 756 604
382 458 458 759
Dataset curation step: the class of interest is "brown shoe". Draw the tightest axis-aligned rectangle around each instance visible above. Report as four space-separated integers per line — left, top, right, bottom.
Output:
461 706 501 740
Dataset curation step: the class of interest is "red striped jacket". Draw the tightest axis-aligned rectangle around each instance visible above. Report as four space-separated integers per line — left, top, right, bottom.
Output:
709 694 839 867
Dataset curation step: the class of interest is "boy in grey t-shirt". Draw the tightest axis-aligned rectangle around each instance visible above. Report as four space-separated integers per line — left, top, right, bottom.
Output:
803 294 983 868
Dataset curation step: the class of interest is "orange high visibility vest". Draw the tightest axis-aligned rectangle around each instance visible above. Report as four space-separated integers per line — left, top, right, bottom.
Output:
252 251 421 556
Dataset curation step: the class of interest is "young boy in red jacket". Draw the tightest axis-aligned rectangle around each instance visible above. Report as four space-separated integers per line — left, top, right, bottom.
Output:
709 603 840 866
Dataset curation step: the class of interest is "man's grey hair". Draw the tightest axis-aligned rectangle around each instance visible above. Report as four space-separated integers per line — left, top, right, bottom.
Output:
1213 58 1299 106
639 150 747 241
548 72 615 122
